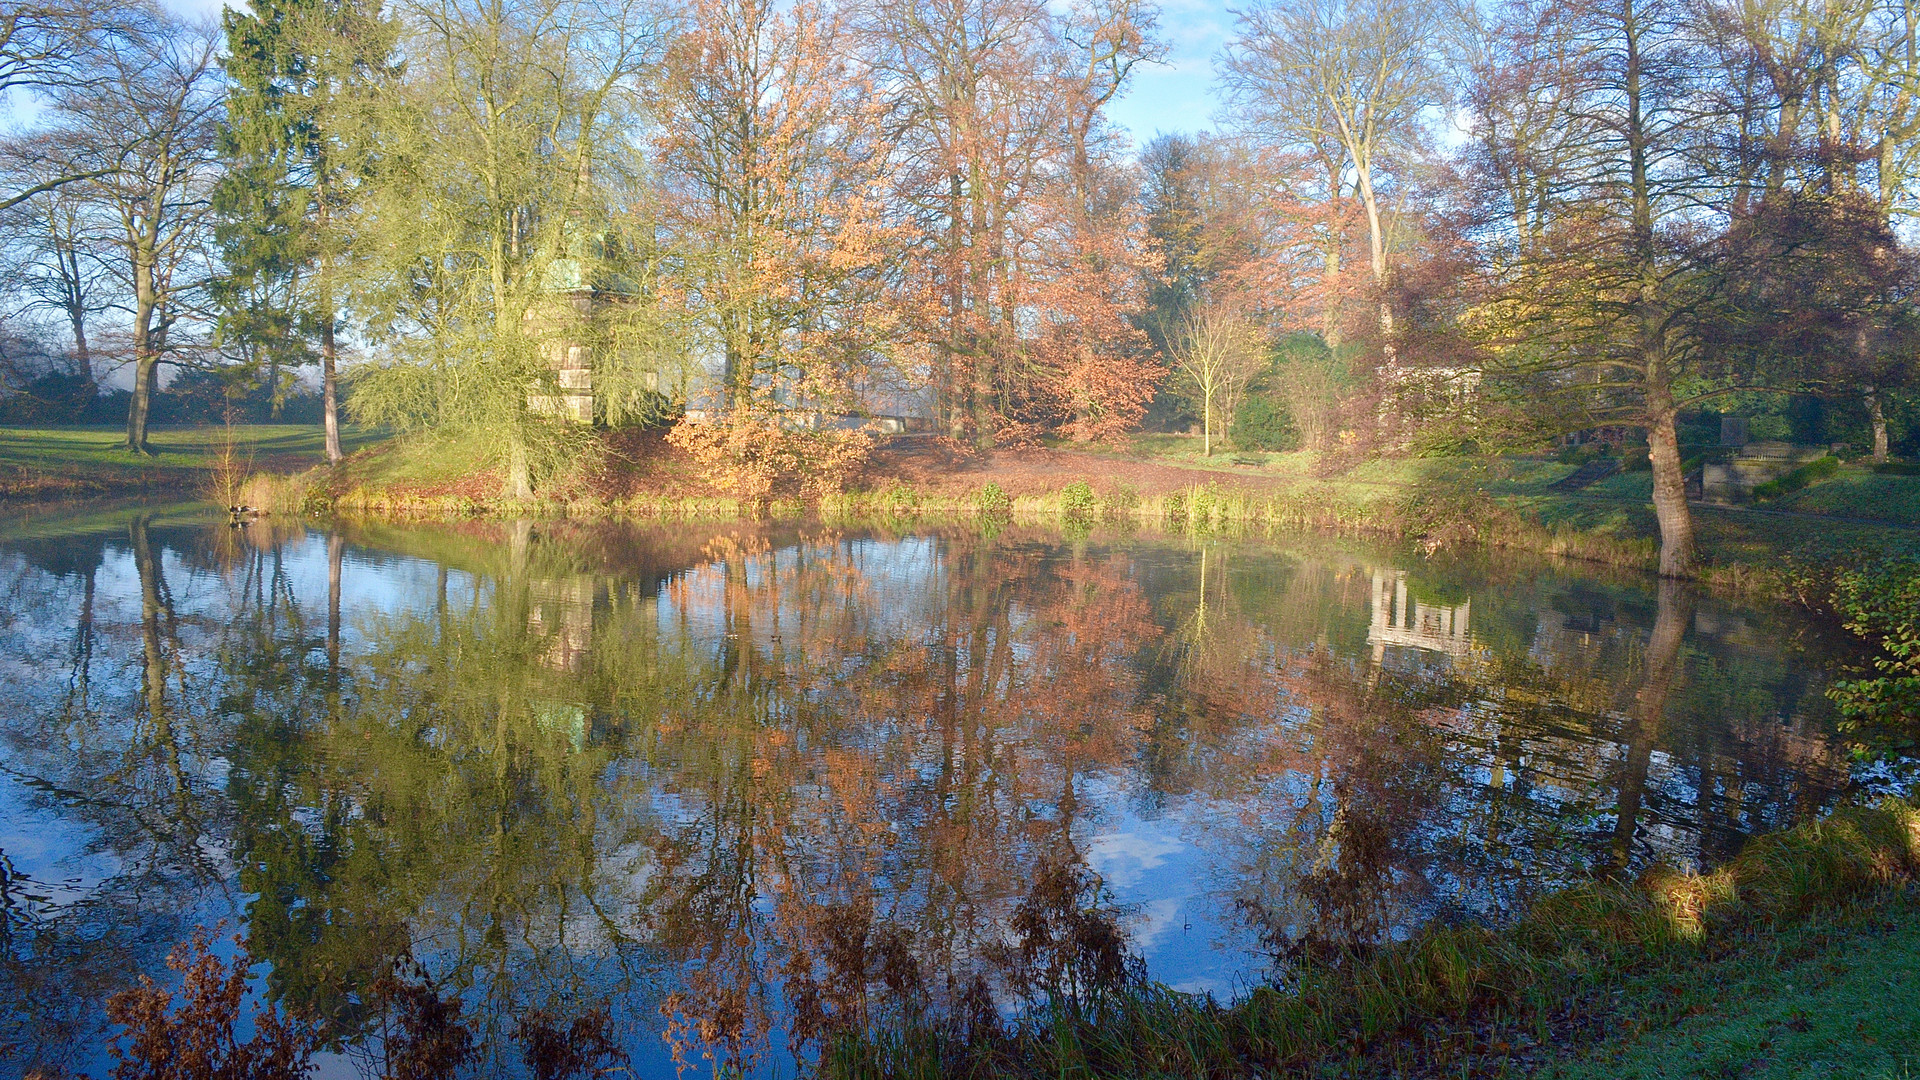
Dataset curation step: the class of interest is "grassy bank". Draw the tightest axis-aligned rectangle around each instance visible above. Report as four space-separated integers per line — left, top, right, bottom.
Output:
260 431 1920 577
14 423 1920 600
820 798 1920 1080
811 478 1662 567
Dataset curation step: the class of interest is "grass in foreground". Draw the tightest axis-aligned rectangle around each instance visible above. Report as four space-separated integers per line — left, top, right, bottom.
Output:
1540 891 1920 1080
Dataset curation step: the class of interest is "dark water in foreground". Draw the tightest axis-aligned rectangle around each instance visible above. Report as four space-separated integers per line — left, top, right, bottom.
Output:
0 512 1868 1076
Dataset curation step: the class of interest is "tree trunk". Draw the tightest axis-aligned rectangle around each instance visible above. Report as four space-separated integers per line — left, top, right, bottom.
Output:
507 432 533 500
126 247 158 454
947 178 966 440
1647 408 1694 577
972 352 995 451
1353 151 1394 361
126 351 157 455
68 308 90 372
1867 389 1889 463
321 312 342 464
969 157 994 451
1202 384 1212 457
1320 155 1344 348
319 217 343 462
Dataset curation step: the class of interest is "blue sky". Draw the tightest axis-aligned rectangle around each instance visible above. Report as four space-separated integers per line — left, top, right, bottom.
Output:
1106 0 1233 143
156 0 1229 144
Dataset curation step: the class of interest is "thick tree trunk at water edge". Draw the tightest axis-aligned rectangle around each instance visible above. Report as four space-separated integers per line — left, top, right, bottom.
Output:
1647 410 1694 578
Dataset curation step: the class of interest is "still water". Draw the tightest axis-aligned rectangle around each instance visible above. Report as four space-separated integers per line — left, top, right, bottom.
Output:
0 511 1866 1076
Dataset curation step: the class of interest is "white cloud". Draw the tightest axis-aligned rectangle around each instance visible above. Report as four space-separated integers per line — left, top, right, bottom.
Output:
1086 822 1187 889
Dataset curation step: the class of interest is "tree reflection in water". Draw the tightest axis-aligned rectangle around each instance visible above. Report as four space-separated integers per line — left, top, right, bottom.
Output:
0 518 1857 1074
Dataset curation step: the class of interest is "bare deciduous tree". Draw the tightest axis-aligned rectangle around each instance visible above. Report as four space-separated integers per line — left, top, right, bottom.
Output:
51 5 224 452
0 0 131 214
1220 0 1448 346
1168 300 1265 456
858 0 1067 446
0 153 107 373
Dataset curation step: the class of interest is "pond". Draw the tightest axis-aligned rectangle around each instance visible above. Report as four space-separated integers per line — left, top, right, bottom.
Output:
0 511 1869 1077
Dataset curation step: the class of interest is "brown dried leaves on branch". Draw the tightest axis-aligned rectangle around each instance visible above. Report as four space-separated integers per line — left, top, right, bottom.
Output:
104 929 316 1080
667 410 874 507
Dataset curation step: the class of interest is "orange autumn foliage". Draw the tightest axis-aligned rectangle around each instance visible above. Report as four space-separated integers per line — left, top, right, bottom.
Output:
667 408 874 507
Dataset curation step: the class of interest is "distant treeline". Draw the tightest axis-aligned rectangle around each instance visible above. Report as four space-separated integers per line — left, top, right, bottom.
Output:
0 368 325 427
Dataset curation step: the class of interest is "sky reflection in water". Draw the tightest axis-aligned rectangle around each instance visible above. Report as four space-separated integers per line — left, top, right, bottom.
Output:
0 513 1861 1077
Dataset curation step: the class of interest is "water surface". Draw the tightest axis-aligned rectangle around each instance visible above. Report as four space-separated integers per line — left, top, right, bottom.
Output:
0 512 1862 1076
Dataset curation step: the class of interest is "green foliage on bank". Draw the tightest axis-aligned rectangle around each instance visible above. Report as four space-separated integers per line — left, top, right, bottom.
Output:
1228 396 1298 452
1827 559 1920 756
1755 455 1842 501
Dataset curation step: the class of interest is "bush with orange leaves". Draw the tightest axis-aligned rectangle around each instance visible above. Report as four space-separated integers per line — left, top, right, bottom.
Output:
103 929 316 1080
667 408 874 509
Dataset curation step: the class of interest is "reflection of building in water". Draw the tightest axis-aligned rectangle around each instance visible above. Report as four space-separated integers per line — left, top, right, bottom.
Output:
529 576 597 673
1527 609 1615 673
1368 569 1481 666
527 577 599 753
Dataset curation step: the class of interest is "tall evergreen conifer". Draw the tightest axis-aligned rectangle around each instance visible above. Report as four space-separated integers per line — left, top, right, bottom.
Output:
213 0 393 458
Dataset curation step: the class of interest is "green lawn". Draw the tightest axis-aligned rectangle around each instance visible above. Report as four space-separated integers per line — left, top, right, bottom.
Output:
1099 438 1920 578
1540 890 1920 1080
0 424 381 497
1774 467 1920 526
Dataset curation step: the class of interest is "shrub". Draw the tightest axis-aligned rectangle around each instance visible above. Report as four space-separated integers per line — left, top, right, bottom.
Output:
1828 557 1920 751
106 928 318 1080
1163 490 1187 525
1059 480 1097 522
0 372 99 424
1230 396 1299 452
1754 455 1840 500
1188 484 1224 530
517 1007 627 1080
666 410 873 510
975 482 1011 520
1556 441 1608 465
881 481 919 517
237 472 311 515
